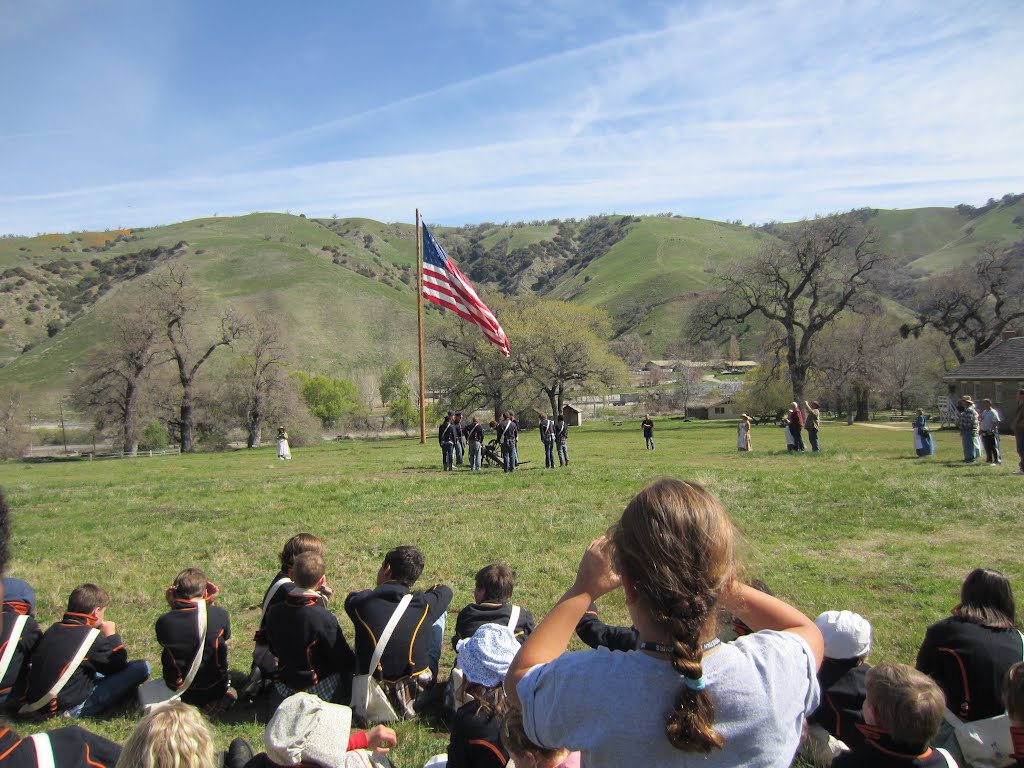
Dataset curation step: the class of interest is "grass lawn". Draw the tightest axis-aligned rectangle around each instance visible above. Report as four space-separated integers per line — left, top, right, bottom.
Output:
1 418 1021 765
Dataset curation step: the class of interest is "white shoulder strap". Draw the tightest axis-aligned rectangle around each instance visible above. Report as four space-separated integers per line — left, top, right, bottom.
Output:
0 614 29 682
262 577 292 615
176 599 209 695
30 733 56 768
1019 630 1024 661
21 627 100 713
934 747 956 768
367 594 413 676
507 606 520 632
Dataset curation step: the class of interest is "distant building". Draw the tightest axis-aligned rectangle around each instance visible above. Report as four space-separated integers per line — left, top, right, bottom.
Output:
943 332 1023 432
561 404 583 427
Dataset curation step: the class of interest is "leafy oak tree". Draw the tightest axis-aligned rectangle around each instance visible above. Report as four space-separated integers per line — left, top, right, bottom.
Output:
507 299 629 417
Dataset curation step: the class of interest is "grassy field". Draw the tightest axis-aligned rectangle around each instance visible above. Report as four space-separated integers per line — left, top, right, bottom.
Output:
1 417 1021 764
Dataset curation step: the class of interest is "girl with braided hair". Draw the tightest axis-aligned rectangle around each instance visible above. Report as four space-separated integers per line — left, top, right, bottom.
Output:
506 478 824 767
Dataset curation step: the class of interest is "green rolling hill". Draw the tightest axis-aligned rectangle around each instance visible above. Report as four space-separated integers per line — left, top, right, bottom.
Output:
1 196 1021 411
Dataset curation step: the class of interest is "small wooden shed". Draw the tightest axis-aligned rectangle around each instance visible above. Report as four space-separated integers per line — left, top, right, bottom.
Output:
562 403 583 427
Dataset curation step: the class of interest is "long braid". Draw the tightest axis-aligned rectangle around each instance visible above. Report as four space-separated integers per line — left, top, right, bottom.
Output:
613 478 733 753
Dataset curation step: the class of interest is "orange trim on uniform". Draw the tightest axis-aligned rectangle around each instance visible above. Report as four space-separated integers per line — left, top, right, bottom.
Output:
826 693 843 736
84 743 106 768
0 730 22 761
937 646 971 716
468 739 508 764
407 607 429 666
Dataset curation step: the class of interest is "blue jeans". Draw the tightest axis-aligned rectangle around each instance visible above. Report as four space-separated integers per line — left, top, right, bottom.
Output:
511 442 518 470
69 660 151 718
428 612 446 678
543 440 555 468
502 444 514 472
469 442 482 470
441 442 455 470
557 442 569 465
454 438 464 466
807 427 819 452
1017 431 1024 471
961 432 979 462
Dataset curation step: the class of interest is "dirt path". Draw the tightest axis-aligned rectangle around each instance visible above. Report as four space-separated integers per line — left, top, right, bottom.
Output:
852 421 912 430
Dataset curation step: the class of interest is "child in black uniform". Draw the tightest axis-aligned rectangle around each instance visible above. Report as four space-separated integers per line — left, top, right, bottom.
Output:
155 567 234 713
0 489 121 768
244 533 332 698
265 551 354 704
23 583 150 718
453 564 535 648
0 577 43 711
833 663 956 768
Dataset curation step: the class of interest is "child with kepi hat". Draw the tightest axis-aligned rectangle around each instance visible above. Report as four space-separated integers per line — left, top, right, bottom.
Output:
803 610 873 765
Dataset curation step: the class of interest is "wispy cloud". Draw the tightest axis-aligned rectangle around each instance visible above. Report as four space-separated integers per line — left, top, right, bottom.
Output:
2 0 1022 233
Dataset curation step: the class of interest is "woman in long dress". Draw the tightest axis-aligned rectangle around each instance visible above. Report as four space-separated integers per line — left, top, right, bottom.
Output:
913 408 934 457
276 425 291 460
781 416 796 452
737 414 752 451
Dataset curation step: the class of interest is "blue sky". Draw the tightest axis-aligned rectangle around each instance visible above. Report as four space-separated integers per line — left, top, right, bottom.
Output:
1 0 1022 234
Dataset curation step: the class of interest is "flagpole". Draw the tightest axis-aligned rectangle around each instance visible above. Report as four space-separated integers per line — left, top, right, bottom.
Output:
416 208 427 444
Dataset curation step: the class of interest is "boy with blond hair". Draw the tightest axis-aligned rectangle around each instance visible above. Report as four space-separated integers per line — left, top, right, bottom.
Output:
833 662 957 767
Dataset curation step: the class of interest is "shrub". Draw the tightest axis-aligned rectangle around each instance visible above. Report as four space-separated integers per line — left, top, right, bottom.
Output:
139 420 168 451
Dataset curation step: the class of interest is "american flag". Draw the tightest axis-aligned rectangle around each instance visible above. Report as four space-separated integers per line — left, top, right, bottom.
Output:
421 223 511 356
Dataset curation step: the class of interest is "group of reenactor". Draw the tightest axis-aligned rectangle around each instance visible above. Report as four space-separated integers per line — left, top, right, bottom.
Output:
437 410 569 472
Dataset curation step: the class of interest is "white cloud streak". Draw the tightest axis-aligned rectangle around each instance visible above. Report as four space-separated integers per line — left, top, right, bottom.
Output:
2 0 1023 233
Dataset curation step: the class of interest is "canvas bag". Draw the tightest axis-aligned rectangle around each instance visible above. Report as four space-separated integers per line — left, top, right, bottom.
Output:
20 627 100 714
138 598 208 713
351 594 412 724
941 630 1024 768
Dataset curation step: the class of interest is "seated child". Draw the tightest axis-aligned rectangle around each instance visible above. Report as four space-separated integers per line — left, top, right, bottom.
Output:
245 533 332 697
0 576 43 710
115 701 216 768
501 708 580 768
453 564 535 647
265 551 354 704
22 583 150 717
832 662 956 768
803 610 873 764
155 567 233 712
344 545 452 719
0 540 120 768
1007 662 1024 768
436 624 518 768
242 692 396 768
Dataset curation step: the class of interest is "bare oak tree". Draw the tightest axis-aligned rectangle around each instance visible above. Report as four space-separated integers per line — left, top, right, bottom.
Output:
689 212 888 403
153 266 249 452
901 240 1024 364
72 309 164 455
232 319 288 448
